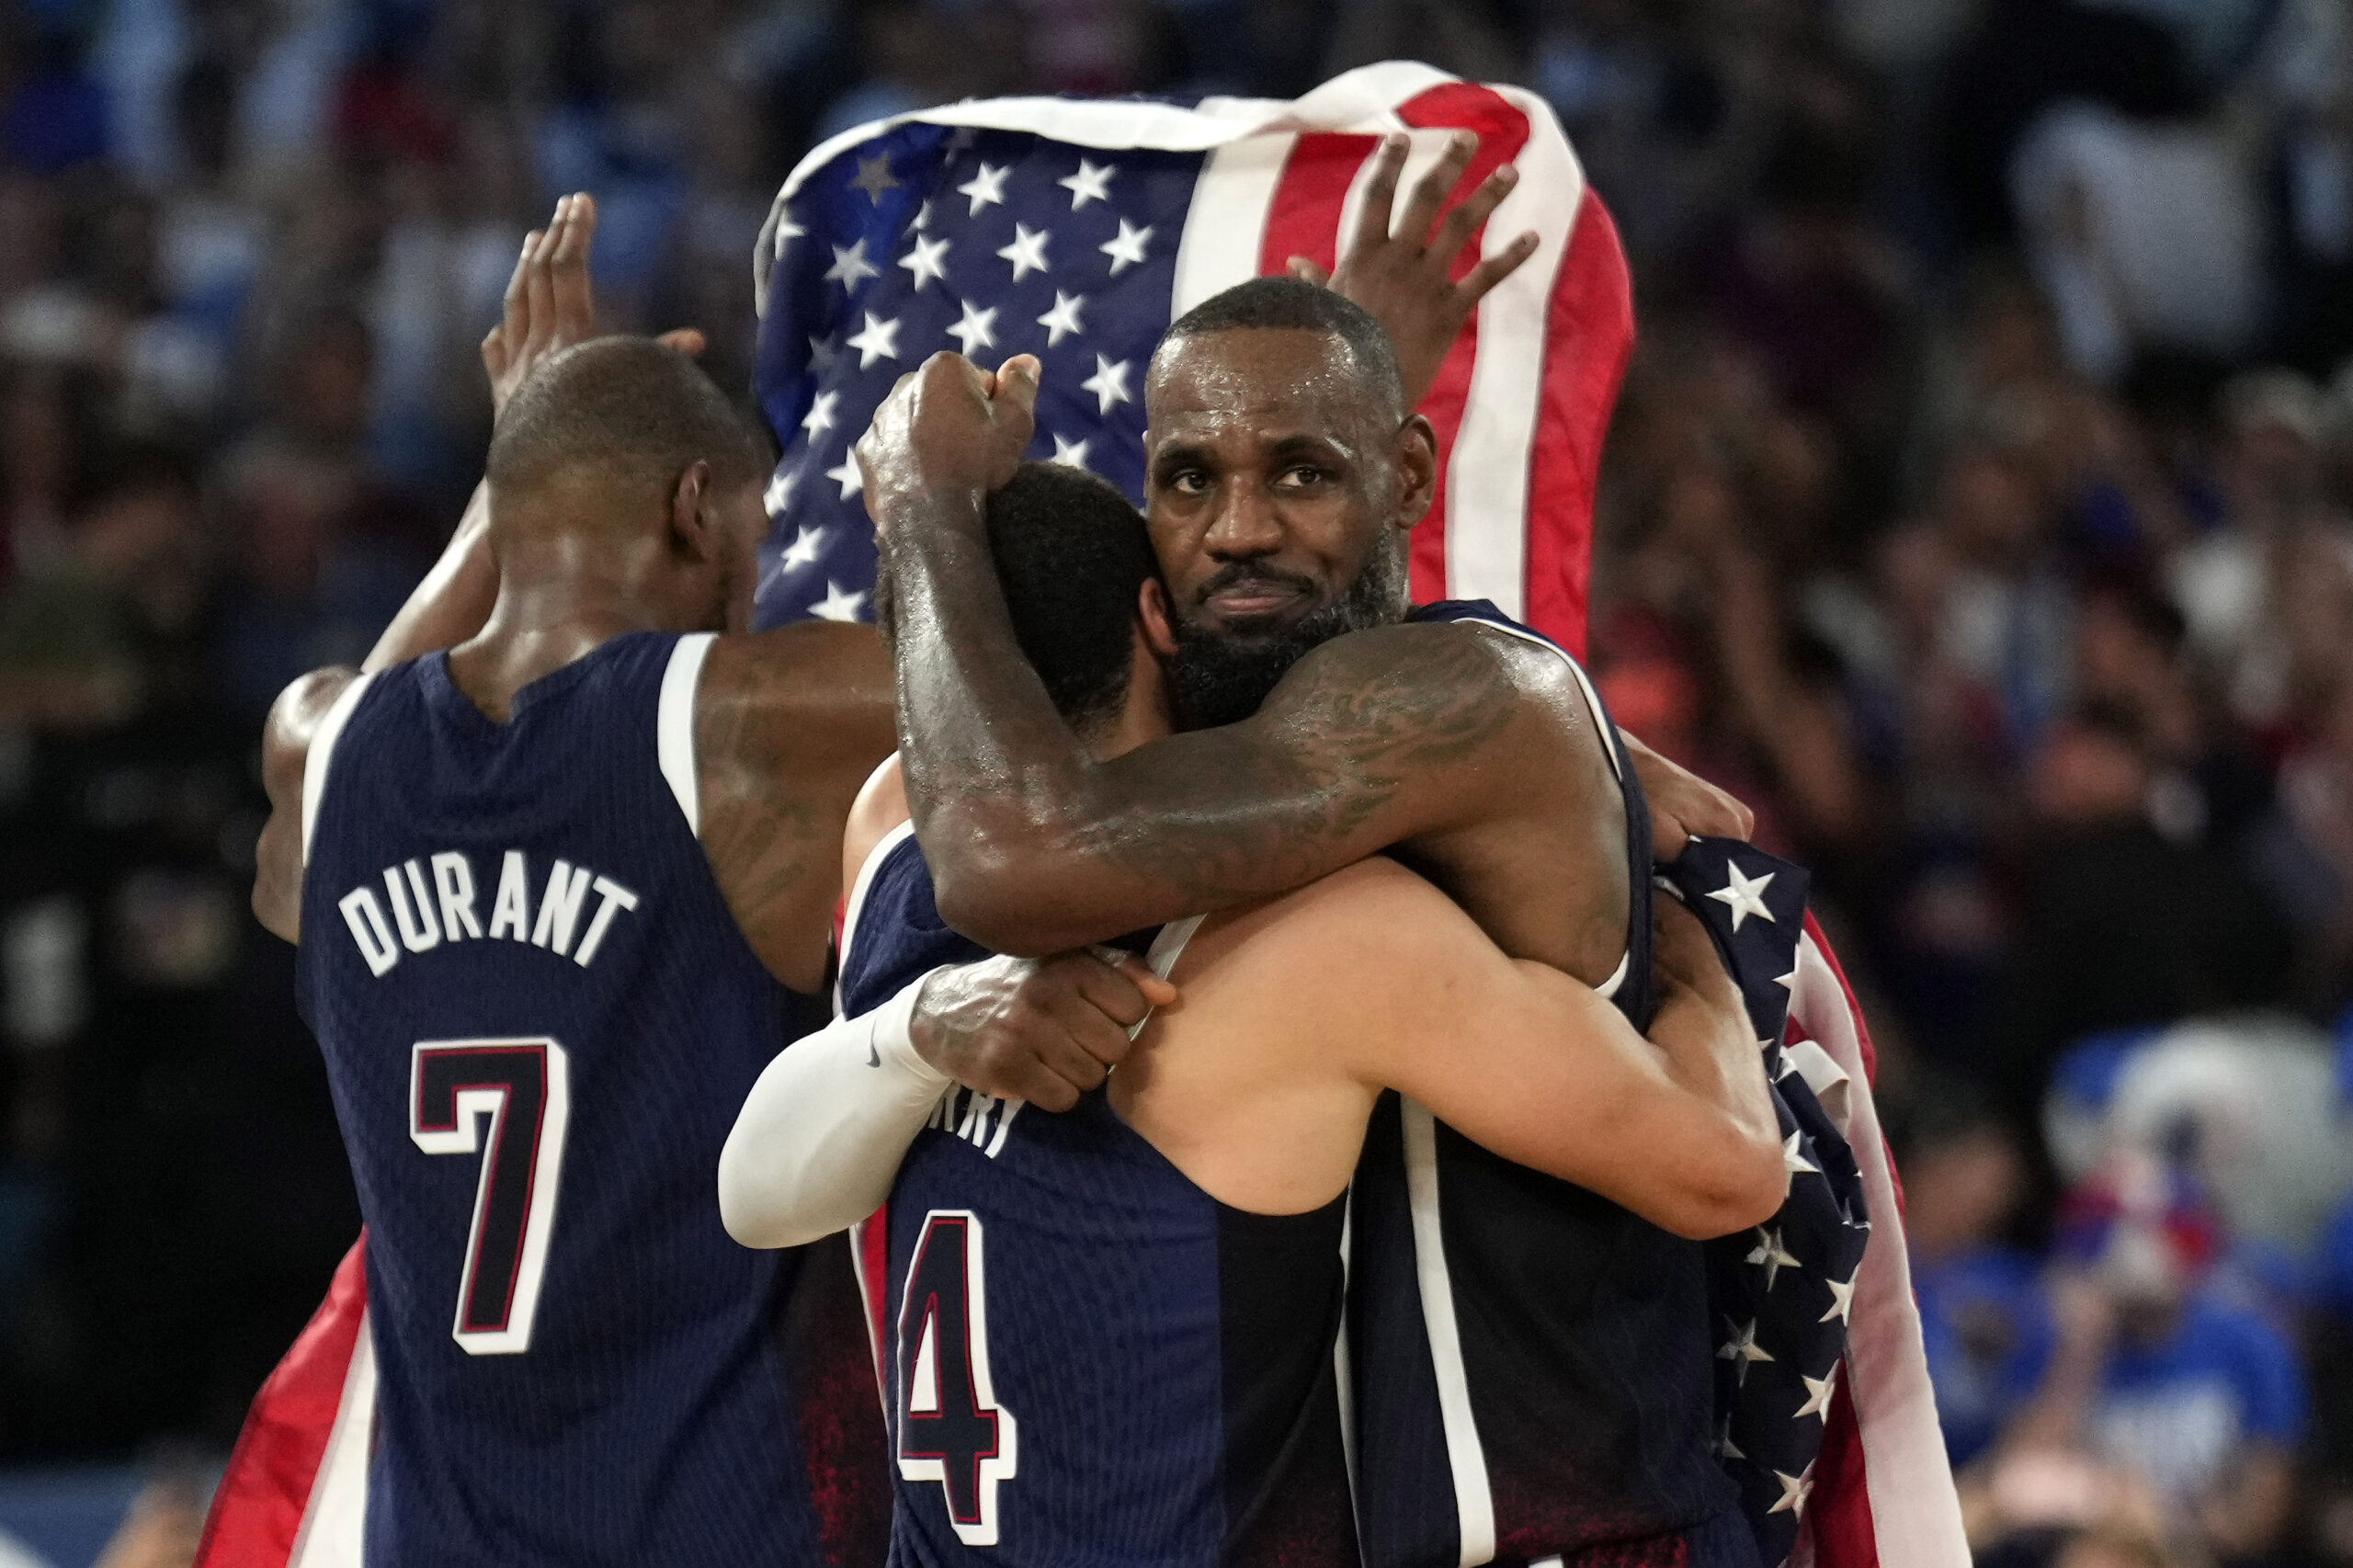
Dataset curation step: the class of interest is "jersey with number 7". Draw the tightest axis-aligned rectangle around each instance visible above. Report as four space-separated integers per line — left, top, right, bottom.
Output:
293 631 873 1568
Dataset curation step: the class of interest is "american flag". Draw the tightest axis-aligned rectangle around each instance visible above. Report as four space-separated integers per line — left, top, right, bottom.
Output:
747 61 1630 642
1663 839 1871 1568
196 63 1966 1568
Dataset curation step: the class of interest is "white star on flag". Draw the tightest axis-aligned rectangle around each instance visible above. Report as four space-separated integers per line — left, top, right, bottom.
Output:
1036 291 1086 346
1795 1367 1838 1422
910 199 935 232
1714 1415 1744 1462
801 390 839 438
825 454 863 500
1745 1226 1801 1291
1081 355 1131 415
823 238 881 291
770 210 804 261
1718 1317 1775 1387
1820 1269 1858 1326
850 153 897 202
958 162 1010 216
1050 434 1091 469
763 472 796 517
808 334 841 372
810 581 869 622
1100 219 1153 275
1783 1131 1819 1177
997 222 1051 282
899 233 950 291
1768 1463 1815 1517
1707 861 1777 930
777 524 826 574
846 312 903 369
1775 965 1798 991
1058 158 1115 208
947 301 998 356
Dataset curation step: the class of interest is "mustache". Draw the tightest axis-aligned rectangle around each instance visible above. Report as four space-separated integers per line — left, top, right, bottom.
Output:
1192 560 1319 607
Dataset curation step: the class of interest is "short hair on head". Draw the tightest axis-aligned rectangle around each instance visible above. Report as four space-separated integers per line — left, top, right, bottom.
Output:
486 336 767 503
1159 276 1406 416
985 460 1162 737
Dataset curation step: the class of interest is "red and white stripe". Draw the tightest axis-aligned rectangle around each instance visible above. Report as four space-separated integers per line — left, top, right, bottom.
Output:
1165 60 1631 655
1782 915 1968 1568
194 1240 370 1568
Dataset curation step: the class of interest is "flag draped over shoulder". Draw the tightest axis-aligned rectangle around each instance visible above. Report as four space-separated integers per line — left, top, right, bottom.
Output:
198 62 1966 1568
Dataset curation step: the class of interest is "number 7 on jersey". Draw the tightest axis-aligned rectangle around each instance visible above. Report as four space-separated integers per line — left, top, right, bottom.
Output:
409 1039 572 1354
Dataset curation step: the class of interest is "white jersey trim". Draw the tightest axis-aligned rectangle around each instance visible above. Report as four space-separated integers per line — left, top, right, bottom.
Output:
836 814 917 1017
1402 1096 1497 1565
285 1305 376 1568
657 633 717 838
300 672 378 869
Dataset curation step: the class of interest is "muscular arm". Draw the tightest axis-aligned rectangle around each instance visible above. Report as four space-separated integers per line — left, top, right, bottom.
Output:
892 510 1536 951
1324 865 1784 1238
695 625 899 994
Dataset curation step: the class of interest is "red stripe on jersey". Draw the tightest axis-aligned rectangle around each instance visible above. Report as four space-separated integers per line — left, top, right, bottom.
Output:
195 1236 369 1568
856 1206 892 1414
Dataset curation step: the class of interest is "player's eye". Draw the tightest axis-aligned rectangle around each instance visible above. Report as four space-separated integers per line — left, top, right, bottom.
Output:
1274 464 1325 490
1169 469 1211 495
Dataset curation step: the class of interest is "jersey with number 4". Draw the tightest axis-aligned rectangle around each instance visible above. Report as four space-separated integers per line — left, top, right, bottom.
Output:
839 833 1359 1567
295 632 850 1568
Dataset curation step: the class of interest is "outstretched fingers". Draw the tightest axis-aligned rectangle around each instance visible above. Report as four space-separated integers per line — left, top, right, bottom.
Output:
1346 133 1411 260
1397 131 1479 256
546 191 599 346
1456 229 1541 307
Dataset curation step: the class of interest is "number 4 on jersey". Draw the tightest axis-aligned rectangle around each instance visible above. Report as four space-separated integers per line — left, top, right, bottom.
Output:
897 1210 1018 1544
409 1039 571 1355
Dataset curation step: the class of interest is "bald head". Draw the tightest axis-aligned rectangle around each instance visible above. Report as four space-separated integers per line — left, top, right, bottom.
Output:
487 336 767 506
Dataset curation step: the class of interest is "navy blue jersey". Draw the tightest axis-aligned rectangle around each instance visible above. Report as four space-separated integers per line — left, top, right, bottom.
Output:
296 631 876 1567
840 833 1358 1566
1345 602 1749 1568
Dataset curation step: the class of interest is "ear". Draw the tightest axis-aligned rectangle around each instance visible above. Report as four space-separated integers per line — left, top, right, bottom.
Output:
1139 576 1179 659
1393 414 1438 530
669 460 714 561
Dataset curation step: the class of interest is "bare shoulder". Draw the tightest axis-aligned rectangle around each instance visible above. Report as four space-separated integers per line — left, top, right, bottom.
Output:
1261 617 1605 764
261 666 363 801
840 751 910 903
1185 856 1474 995
254 665 363 943
697 622 895 781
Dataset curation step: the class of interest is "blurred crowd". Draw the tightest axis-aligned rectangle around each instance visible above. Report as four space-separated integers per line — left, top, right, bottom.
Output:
0 0 2351 1564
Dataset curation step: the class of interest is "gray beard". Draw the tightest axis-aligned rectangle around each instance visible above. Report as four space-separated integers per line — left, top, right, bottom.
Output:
1163 541 1407 731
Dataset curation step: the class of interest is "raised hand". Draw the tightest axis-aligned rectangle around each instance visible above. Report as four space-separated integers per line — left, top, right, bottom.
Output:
481 192 708 416
909 948 1177 1111
1290 131 1540 411
856 352 1040 535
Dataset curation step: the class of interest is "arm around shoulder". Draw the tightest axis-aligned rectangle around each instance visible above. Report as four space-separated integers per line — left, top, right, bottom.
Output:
925 620 1526 955
1332 869 1784 1239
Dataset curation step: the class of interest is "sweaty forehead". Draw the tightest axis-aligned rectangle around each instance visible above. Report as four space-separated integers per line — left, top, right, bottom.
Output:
1144 327 1389 447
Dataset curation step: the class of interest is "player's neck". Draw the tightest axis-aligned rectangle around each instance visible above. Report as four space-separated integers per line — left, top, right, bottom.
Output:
447 573 706 722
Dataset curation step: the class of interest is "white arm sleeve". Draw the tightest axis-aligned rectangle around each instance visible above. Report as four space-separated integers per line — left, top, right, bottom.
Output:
718 971 951 1249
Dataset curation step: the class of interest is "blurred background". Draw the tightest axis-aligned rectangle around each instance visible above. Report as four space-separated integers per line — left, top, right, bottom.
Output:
0 0 2349 1564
